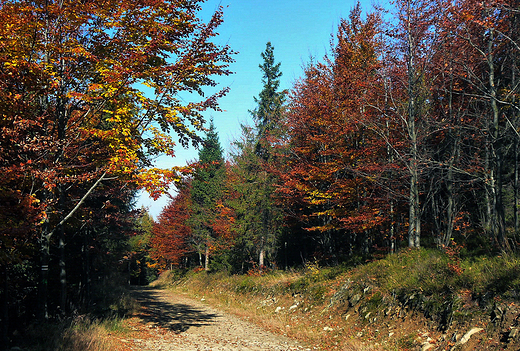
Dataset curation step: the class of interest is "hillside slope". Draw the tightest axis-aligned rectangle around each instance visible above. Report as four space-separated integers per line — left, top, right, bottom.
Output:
153 249 520 350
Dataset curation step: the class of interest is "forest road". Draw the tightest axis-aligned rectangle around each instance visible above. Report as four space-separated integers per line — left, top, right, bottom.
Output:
121 287 315 351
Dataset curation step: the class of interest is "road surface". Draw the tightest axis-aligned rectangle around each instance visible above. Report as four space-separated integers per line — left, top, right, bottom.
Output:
119 287 315 351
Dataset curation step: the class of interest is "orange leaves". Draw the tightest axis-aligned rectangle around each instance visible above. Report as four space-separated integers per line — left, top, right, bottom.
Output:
151 181 192 268
136 167 182 200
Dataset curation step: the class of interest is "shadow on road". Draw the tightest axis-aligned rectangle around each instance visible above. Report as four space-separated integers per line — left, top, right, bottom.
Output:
128 286 219 333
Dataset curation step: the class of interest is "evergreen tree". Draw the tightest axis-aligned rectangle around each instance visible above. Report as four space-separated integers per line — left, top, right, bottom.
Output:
251 42 287 159
228 42 286 270
190 120 225 270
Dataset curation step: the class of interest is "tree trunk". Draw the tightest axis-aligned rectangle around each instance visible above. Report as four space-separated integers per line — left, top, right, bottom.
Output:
1 267 9 351
487 28 507 250
259 246 265 268
204 246 210 271
406 1 421 248
408 165 421 248
513 131 520 235
39 221 50 320
58 225 67 315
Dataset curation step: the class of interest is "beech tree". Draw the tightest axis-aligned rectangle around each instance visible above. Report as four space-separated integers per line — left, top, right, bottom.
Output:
278 5 391 261
152 182 192 271
385 0 440 248
0 0 233 322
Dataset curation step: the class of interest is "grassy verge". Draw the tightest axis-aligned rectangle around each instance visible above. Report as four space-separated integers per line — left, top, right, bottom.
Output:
155 249 520 350
15 291 140 351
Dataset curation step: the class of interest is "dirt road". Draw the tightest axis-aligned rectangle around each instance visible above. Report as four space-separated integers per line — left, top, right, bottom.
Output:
119 287 315 351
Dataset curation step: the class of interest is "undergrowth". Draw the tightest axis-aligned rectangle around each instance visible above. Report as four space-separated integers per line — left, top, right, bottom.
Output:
15 290 139 351
159 248 520 350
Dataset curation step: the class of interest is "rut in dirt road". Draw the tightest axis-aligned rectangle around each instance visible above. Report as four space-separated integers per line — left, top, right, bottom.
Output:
127 287 316 351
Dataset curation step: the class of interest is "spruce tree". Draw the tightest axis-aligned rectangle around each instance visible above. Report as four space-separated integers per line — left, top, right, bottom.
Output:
229 42 286 270
251 42 286 159
190 120 225 270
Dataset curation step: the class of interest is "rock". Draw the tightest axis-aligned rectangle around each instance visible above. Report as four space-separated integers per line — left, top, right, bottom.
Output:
344 314 351 321
275 306 284 313
323 326 334 332
350 293 361 306
452 327 483 349
289 303 298 311
421 342 434 351
364 312 371 319
509 327 519 341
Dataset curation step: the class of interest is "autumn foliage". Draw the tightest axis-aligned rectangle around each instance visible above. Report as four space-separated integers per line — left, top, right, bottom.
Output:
150 0 520 274
151 183 193 271
6 0 520 347
0 0 234 346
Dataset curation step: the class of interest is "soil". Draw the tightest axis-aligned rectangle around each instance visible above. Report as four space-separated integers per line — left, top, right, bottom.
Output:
113 287 317 351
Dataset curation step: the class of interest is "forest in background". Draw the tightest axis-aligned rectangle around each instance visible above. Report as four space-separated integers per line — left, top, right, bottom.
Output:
151 0 520 274
3 0 520 349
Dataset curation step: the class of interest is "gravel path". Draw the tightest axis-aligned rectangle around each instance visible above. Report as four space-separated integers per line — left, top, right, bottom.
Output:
121 287 315 351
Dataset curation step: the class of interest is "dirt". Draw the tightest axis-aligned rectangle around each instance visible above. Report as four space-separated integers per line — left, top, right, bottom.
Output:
113 287 316 351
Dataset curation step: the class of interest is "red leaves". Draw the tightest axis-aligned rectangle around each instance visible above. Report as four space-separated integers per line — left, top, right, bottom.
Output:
278 6 393 239
151 182 193 270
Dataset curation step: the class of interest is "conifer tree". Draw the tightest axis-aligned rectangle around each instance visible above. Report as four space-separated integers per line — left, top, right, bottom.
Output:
251 42 287 159
229 42 286 270
190 120 225 270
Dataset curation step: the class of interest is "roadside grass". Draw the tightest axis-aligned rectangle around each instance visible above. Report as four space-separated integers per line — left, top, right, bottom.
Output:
19 287 140 351
160 248 520 350
21 313 130 351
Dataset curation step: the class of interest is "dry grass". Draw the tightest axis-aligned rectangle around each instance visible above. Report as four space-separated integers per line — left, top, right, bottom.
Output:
20 316 126 351
158 250 520 351
18 292 139 351
58 317 123 351
163 269 383 350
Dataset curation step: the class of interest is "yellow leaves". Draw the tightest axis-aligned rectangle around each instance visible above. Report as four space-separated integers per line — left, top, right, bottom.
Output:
3 61 17 69
136 167 182 200
305 189 333 205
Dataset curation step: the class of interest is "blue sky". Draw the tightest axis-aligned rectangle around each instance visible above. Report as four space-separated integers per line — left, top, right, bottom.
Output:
137 0 380 218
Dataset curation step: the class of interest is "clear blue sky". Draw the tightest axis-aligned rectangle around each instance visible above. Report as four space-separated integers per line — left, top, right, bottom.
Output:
137 0 381 218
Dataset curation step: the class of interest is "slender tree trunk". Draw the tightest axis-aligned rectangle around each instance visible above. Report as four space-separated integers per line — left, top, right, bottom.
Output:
444 159 455 247
484 142 493 232
441 64 458 248
58 224 67 315
487 28 507 250
259 234 265 268
389 200 395 254
408 164 421 248
204 246 210 271
259 247 265 268
513 142 520 235
81 228 91 309
39 220 50 320
406 2 421 248
511 50 520 236
1 266 9 351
